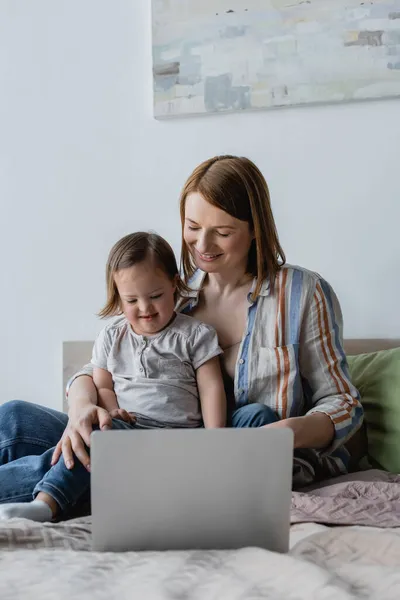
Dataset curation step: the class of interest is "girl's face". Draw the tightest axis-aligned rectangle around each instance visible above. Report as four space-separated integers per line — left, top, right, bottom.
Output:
183 192 254 275
114 260 176 336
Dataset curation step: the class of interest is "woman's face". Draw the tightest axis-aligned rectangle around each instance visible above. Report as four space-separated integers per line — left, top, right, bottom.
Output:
183 192 254 274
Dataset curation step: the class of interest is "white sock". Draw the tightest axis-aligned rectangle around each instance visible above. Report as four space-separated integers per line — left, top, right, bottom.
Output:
0 500 53 522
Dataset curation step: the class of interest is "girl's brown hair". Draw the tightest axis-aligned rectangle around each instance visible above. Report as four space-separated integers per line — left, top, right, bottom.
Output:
180 155 286 299
99 232 188 318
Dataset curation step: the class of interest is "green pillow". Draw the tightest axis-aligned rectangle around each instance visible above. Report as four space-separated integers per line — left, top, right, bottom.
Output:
347 347 400 473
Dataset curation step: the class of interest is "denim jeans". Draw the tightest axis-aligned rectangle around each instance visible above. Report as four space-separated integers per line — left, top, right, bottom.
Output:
0 400 277 516
230 403 278 428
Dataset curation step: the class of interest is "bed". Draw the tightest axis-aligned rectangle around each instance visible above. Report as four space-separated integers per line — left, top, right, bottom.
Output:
1 339 399 599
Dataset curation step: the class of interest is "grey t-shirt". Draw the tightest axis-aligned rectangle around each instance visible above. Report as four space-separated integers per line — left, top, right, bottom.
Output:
91 313 223 428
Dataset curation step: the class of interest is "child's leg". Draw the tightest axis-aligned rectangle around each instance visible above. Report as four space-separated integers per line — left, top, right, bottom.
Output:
229 403 278 428
0 418 135 522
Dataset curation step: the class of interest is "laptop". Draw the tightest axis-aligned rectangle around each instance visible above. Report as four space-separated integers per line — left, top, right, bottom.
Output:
91 428 293 552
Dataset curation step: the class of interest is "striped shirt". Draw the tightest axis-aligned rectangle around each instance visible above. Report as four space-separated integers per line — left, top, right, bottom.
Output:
177 265 364 486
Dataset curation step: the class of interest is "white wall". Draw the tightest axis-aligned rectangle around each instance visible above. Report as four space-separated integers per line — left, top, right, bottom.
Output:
1 1 399 409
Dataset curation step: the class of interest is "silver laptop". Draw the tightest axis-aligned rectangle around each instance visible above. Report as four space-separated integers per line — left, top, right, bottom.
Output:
91 428 293 552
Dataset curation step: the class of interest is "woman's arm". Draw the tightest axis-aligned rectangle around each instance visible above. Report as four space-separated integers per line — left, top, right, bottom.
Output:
264 412 334 449
196 357 227 428
52 356 130 469
93 367 119 412
264 277 363 451
67 372 97 416
52 373 114 471
296 277 363 451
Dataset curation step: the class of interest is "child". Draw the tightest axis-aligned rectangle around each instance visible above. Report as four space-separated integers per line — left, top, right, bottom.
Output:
92 231 226 429
0 232 226 524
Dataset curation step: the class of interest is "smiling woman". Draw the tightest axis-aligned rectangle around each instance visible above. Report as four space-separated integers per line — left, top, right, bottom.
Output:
177 156 286 384
174 155 363 485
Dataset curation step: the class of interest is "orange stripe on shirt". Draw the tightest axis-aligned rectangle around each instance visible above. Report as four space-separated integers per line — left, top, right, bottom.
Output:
274 347 282 413
274 270 289 415
332 410 353 425
316 283 353 398
314 289 342 395
281 345 290 419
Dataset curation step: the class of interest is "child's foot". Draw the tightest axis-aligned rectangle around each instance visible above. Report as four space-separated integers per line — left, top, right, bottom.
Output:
0 500 53 522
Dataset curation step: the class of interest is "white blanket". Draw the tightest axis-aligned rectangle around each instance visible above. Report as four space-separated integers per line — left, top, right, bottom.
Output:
1 518 400 599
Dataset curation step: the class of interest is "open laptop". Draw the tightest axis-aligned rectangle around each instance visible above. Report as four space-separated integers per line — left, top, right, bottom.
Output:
91 428 293 552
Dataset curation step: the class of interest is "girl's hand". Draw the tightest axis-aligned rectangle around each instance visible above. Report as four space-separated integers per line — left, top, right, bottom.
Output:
50 404 131 471
109 408 137 424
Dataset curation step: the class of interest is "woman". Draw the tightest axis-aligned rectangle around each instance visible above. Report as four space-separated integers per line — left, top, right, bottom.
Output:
0 155 363 520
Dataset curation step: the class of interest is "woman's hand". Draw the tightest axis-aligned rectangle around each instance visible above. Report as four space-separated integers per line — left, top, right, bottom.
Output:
262 413 335 450
51 404 131 471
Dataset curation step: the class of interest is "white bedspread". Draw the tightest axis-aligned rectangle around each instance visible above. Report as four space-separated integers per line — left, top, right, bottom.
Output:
1 518 400 599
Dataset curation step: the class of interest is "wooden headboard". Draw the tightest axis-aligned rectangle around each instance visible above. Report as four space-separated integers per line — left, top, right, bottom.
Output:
62 339 400 412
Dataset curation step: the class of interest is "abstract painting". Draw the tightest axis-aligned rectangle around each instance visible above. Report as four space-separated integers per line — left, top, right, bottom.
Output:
152 0 400 118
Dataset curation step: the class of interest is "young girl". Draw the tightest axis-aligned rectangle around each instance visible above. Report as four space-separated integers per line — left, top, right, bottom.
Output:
0 232 226 522
92 231 227 429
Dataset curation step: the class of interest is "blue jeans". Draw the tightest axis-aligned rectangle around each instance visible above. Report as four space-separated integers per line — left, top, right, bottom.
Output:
0 400 277 516
230 403 278 428
0 400 135 514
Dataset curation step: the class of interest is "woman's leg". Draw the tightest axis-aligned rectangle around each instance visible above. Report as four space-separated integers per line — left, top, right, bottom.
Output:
230 403 278 428
0 400 68 464
0 418 134 521
0 400 69 505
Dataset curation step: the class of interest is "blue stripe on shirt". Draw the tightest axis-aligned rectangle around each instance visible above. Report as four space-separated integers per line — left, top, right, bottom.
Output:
237 301 258 408
289 269 303 345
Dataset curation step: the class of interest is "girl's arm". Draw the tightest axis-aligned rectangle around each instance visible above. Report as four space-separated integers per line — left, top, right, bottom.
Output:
93 367 119 413
196 357 227 428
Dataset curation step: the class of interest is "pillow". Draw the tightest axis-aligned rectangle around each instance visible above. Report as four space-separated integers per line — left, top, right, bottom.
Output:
347 347 400 473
